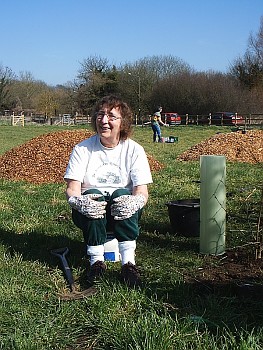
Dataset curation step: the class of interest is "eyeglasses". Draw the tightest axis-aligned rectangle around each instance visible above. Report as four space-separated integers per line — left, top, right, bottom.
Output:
96 111 121 122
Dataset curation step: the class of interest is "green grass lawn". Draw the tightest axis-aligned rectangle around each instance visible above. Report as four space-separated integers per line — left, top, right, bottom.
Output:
0 125 262 349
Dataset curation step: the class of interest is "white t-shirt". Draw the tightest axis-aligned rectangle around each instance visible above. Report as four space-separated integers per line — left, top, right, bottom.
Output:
64 134 153 195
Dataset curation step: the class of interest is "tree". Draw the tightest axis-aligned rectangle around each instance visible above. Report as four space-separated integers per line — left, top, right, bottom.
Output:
36 89 58 120
0 64 15 114
230 16 263 90
118 55 192 115
76 55 119 114
134 55 192 80
9 71 48 114
248 15 263 63
78 55 110 84
150 71 247 115
52 83 77 116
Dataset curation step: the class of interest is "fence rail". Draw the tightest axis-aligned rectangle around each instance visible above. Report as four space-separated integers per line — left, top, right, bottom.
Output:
141 113 263 127
0 114 263 127
180 113 263 126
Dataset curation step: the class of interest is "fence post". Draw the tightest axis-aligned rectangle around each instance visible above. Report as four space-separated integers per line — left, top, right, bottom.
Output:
185 114 188 125
208 113 211 126
245 114 247 129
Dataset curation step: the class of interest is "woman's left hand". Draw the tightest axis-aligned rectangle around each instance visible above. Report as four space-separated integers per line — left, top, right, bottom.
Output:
111 194 146 220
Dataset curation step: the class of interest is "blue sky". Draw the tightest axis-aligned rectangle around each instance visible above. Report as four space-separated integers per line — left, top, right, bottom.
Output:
1 0 262 86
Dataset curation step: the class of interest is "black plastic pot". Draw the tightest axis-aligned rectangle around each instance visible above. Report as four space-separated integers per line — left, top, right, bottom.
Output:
166 199 200 237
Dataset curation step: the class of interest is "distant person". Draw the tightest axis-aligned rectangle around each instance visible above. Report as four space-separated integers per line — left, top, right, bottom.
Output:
64 95 153 287
151 106 167 142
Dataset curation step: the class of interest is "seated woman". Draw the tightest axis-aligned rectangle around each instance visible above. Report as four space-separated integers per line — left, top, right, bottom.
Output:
64 95 153 287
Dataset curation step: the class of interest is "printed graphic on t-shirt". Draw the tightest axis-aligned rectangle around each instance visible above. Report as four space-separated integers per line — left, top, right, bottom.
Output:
93 162 122 185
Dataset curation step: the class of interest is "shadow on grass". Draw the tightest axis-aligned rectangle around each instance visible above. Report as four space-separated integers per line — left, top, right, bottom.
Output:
1 225 262 333
137 231 263 332
0 226 86 268
141 217 171 236
143 279 263 333
139 229 200 253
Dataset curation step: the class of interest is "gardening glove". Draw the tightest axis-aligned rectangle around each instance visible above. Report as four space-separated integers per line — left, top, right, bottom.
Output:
111 194 146 220
68 194 107 219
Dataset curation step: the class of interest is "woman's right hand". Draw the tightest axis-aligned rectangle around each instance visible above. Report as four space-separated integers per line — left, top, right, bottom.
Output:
68 194 107 219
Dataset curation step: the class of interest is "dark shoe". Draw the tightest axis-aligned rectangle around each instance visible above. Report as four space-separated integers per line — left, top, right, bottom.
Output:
87 260 106 284
121 262 141 287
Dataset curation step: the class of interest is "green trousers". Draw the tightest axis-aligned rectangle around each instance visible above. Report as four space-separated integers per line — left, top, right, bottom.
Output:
72 188 142 246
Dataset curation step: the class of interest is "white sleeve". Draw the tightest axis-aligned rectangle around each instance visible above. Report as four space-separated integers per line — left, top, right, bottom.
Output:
64 145 89 182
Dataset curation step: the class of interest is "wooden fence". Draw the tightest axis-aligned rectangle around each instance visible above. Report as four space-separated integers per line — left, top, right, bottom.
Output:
0 114 262 127
11 114 25 126
140 113 263 127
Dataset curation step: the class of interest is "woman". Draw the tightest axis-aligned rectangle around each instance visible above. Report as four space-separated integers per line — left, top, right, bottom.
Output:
151 106 167 142
64 95 152 287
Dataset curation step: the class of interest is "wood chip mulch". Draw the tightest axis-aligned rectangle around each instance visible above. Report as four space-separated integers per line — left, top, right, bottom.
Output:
178 129 263 164
0 129 261 185
0 129 164 185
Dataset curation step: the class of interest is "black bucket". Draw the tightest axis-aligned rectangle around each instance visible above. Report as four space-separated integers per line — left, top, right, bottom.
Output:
166 199 200 237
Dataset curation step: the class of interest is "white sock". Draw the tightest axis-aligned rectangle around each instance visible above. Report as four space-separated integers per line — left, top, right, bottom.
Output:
86 245 104 266
118 240 136 265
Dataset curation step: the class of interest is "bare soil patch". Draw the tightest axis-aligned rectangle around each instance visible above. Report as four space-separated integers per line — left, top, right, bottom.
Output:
184 248 263 299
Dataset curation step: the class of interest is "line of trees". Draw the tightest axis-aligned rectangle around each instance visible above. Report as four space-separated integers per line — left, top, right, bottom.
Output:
1 17 262 119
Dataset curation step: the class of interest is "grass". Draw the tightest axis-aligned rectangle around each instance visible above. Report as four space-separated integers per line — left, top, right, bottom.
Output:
0 124 262 349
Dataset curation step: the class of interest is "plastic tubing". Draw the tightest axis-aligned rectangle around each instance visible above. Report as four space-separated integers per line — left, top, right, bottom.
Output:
199 155 226 255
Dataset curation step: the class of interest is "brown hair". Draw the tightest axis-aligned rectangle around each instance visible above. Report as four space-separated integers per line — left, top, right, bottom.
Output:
91 95 133 140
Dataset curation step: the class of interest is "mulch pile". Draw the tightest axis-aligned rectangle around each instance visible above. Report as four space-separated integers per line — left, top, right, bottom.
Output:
0 129 164 185
0 129 261 185
178 129 263 164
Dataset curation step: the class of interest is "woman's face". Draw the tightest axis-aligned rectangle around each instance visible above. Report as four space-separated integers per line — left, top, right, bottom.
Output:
96 106 122 147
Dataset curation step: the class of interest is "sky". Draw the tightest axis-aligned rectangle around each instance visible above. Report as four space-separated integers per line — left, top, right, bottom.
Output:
1 0 262 86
